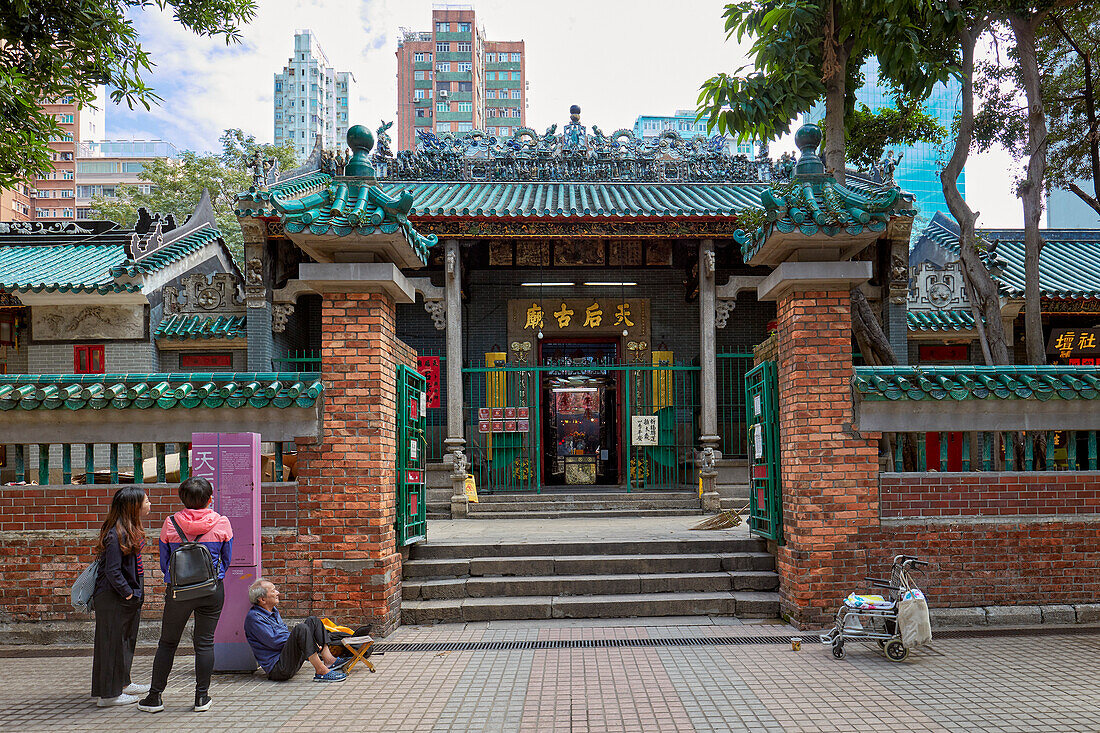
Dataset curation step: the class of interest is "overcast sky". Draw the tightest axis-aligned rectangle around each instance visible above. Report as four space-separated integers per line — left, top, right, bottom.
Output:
109 0 1027 227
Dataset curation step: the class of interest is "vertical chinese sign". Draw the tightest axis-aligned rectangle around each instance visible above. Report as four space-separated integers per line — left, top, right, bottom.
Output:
193 432 262 672
417 355 441 408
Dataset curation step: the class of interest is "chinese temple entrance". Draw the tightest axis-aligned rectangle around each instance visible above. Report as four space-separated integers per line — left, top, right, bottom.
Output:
540 341 620 486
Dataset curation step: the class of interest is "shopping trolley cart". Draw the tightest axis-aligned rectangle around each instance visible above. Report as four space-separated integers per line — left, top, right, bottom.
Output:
819 554 930 662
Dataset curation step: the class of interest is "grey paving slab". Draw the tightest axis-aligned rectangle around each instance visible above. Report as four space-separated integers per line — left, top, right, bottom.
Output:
430 649 533 733
3 621 1100 732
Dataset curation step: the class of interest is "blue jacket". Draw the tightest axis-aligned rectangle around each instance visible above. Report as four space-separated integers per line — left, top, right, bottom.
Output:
244 605 290 672
158 508 233 585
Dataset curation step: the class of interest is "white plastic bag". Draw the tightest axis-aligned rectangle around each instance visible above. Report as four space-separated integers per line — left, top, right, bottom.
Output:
897 589 932 647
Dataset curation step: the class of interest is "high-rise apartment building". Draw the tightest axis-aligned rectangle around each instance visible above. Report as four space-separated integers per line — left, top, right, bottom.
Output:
810 58 963 225
395 6 526 151
633 110 757 156
7 87 107 223
274 30 357 161
75 140 179 220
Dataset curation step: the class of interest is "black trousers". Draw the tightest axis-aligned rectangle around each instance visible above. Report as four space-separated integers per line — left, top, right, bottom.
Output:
90 589 143 698
268 616 330 681
149 581 224 696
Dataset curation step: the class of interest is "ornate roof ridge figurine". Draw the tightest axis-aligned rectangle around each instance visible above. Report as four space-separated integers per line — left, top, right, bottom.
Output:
248 149 279 190
382 105 778 184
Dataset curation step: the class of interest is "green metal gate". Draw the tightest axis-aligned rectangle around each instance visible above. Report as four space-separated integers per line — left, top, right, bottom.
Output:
461 361 699 493
396 364 427 545
744 360 782 543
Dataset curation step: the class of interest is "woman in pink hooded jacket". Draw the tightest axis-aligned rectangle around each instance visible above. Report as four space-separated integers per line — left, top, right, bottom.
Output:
137 477 232 714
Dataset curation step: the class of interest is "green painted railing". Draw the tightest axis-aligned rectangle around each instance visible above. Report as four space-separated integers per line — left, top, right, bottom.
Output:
6 440 295 485
888 431 1100 472
717 351 755 459
272 350 321 371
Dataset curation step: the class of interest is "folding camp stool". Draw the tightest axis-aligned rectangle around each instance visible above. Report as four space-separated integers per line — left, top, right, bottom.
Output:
341 635 376 673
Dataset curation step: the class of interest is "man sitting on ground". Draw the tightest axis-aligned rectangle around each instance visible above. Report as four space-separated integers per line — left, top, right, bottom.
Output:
243 578 348 682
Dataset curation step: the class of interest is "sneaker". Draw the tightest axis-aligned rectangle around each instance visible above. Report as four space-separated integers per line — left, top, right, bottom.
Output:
314 669 348 683
194 693 212 712
123 683 150 696
136 692 164 713
97 693 140 707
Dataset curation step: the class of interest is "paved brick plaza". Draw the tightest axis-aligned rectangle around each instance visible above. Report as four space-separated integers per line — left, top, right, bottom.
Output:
3 619 1100 732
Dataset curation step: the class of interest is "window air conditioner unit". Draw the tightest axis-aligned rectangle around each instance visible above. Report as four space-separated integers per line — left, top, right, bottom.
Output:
439 90 449 98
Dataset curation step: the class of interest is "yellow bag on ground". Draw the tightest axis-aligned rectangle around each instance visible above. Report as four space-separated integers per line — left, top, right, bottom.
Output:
464 474 479 503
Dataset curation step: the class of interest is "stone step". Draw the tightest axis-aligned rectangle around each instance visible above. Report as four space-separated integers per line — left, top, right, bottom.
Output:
402 591 781 624
467 499 701 512
410 537 767 559
462 509 702 520
405 571 779 600
401 551 776 579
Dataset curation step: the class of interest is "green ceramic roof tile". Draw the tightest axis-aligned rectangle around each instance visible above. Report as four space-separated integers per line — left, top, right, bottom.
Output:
922 217 1100 299
1 223 228 292
0 243 137 294
744 127 913 262
906 309 975 332
0 373 322 411
110 226 222 277
154 314 247 340
269 180 437 264
234 171 333 216
382 181 768 219
853 366 1100 402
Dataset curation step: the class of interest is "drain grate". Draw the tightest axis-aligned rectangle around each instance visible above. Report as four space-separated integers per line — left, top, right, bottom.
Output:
2 625 1097 659
374 625 1100 654
373 635 792 653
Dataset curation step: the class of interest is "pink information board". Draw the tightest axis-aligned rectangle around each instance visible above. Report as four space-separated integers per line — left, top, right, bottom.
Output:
192 432 262 672
191 432 261 565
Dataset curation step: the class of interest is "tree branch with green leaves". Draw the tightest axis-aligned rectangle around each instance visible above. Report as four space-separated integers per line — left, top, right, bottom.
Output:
0 0 257 188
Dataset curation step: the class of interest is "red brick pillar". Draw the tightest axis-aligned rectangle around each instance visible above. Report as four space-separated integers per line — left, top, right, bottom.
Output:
774 290 880 628
295 292 403 636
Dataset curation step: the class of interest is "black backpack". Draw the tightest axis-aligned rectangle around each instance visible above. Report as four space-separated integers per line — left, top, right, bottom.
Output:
167 515 218 601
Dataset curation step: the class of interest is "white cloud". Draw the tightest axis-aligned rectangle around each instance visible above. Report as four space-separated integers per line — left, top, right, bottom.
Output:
105 0 1025 226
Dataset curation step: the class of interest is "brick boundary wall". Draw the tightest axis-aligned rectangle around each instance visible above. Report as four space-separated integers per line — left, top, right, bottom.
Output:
865 518 1100 608
881 472 1100 517
873 471 1100 608
0 484 311 623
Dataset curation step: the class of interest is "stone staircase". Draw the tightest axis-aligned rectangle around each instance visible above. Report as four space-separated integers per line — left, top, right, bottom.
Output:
401 535 780 624
464 491 703 519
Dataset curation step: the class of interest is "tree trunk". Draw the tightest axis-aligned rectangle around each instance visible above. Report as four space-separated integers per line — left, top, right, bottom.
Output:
1010 14 1048 366
940 6 1011 365
822 0 849 184
851 288 897 366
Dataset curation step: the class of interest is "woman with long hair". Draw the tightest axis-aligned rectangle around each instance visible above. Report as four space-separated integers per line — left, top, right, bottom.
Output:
91 486 151 707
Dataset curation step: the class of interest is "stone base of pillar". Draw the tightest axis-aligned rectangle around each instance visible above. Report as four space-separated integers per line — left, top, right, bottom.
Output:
700 490 721 513
451 491 469 518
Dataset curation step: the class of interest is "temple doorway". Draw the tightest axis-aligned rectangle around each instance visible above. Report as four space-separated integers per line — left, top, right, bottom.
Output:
539 340 620 486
